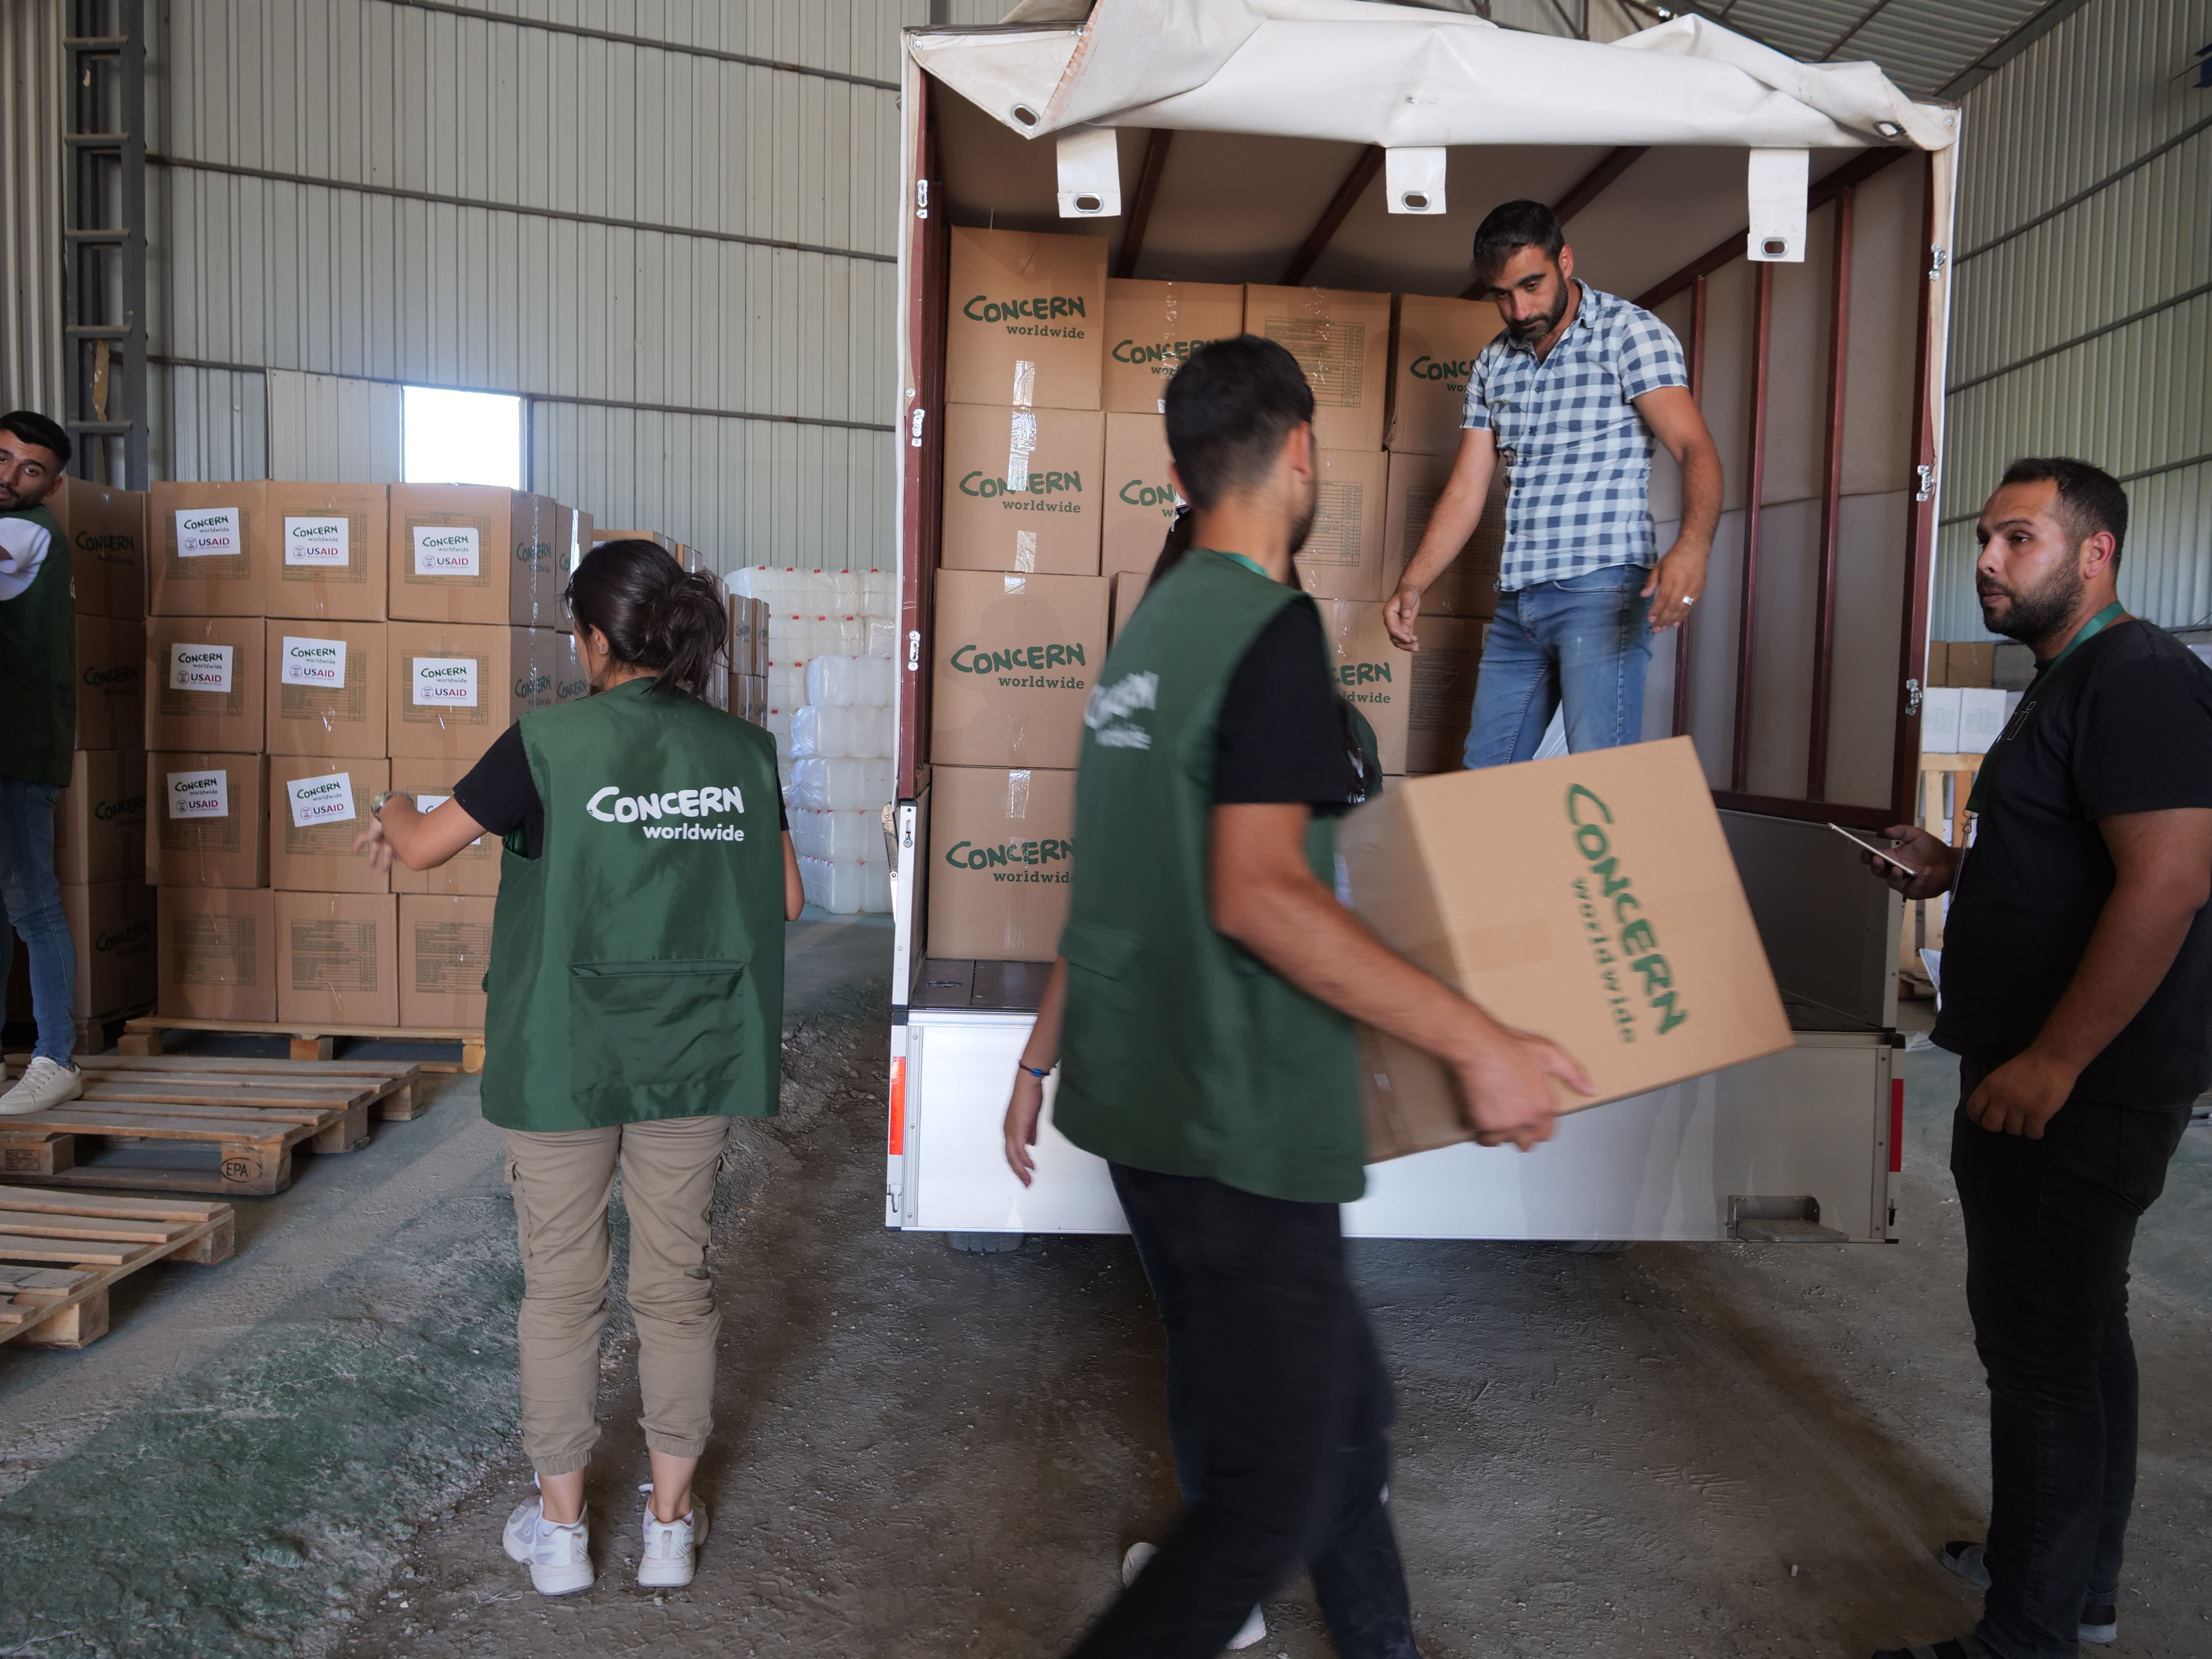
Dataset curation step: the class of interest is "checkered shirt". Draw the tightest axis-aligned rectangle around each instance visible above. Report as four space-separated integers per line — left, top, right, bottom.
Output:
1463 281 1688 591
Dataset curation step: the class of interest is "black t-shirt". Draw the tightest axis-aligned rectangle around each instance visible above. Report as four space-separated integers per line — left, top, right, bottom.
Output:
1935 620 2212 1103
451 723 789 860
1211 600 1377 815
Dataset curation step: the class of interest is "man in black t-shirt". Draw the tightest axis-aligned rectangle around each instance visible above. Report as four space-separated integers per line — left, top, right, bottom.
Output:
1864 459 2212 1659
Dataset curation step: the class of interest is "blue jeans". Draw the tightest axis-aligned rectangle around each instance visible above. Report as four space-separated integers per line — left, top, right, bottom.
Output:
1465 562 1653 767
1951 1058 2191 1659
1078 1164 1417 1659
0 777 74 1063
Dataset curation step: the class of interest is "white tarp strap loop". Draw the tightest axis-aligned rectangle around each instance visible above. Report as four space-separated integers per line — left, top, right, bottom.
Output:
1057 125 1123 217
1385 147 1447 215
1746 148 1809 263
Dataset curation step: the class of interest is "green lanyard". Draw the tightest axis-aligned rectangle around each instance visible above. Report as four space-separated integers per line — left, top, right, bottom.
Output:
1964 602 2125 815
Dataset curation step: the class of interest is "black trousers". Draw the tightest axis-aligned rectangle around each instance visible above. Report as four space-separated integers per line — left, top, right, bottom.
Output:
1950 1059 2190 1659
1064 1164 1419 1659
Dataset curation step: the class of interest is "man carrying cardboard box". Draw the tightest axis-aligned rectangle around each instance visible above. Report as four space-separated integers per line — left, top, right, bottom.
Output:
1863 460 2212 1659
1383 201 1722 763
1001 338 1589 1659
0 411 87 1115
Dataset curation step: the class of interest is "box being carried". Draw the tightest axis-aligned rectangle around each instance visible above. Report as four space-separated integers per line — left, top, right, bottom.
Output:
1337 737 1791 1160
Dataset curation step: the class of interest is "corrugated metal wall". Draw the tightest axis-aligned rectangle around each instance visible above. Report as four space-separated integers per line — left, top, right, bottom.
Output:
1933 0 2212 637
148 0 926 570
1 0 65 419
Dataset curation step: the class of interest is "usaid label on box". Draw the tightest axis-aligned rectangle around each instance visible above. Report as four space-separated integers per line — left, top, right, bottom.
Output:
287 771 357 829
412 658 479 707
413 526 481 578
284 516 350 567
167 642 235 693
167 769 230 819
175 507 242 558
280 636 348 687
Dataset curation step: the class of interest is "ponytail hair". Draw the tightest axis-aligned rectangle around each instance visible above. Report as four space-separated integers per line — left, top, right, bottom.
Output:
565 539 728 700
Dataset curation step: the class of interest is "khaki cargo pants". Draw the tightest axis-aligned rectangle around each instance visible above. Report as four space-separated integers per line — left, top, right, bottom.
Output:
503 1115 731 1476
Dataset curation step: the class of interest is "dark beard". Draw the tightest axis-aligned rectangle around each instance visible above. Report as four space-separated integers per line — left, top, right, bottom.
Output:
1505 282 1570 346
1979 562 2083 646
1286 499 1317 559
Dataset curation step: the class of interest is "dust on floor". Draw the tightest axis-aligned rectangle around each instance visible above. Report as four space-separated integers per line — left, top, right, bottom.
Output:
3 921 2209 1657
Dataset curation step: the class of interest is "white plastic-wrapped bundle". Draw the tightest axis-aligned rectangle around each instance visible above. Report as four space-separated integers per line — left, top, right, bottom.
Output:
861 568 896 614
824 568 861 611
790 806 879 863
730 565 788 603
806 654 895 708
796 704 893 760
799 855 869 915
845 704 891 759
789 756 893 813
763 708 794 760
788 704 826 758
767 664 807 708
858 653 896 706
866 618 897 660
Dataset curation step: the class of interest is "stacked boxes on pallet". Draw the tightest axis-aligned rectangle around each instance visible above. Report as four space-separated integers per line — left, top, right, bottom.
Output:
2 478 156 1040
143 481 584 1039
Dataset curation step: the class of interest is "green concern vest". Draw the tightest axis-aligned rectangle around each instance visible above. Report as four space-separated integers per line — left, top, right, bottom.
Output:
481 677 786 1132
1052 549 1366 1205
0 504 76 787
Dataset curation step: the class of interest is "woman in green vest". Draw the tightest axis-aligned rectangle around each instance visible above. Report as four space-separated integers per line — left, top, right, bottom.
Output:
357 540 800 1599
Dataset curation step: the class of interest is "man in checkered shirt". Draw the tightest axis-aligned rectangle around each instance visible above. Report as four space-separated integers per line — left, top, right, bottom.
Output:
1385 200 1722 765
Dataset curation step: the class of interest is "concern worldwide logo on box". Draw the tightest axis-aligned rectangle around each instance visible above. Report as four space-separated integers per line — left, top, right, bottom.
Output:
1336 737 1791 1160
412 657 479 707
288 772 357 829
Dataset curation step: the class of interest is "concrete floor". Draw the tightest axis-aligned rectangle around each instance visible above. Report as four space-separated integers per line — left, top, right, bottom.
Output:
3 919 2209 1658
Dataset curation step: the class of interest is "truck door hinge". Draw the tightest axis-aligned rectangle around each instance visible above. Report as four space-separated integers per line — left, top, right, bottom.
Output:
915 178 930 219
1927 243 1948 280
1906 677 1922 715
909 408 926 449
907 629 922 672
1915 463 1937 502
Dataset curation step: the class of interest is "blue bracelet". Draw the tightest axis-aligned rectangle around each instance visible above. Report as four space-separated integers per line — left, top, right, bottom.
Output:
1020 1064 1050 1078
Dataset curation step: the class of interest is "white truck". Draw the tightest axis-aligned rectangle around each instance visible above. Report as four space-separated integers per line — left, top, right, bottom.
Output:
881 1 1962 1246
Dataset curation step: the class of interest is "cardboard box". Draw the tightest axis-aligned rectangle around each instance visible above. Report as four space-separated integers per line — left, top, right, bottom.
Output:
55 748 147 886
1292 449 1389 601
150 481 268 617
262 482 390 622
269 755 388 894
398 894 495 1028
512 627 589 713
265 620 387 759
276 891 399 1027
146 615 263 754
930 570 1108 770
76 614 147 752
386 621 519 763
1403 617 1485 774
1318 600 1413 775
31 880 157 1019
1243 285 1393 452
157 885 276 1020
387 486 567 627
50 475 148 619
1946 641 1996 688
1337 736 1792 1159
926 765 1076 961
1382 451 1503 619
946 227 1108 412
147 753 268 889
728 595 766 678
1101 412 1179 579
389 757 501 897
1386 293 1502 454
1110 570 1150 640
1103 278 1247 414
1958 687 2008 755
940 403 1104 576
1920 686 1962 753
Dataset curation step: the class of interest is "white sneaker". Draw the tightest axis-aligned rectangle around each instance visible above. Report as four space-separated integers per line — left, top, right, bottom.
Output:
503 1496 594 1596
1120 1541 1267 1651
637 1484 707 1589
0 1057 82 1117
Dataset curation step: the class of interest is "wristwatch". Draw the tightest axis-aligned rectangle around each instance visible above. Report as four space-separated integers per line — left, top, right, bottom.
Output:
371 790 416 818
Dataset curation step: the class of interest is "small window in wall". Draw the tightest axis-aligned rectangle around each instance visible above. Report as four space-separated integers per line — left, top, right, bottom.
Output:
402 386 523 488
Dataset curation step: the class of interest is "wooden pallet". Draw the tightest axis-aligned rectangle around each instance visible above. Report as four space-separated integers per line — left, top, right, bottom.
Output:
53 1054 431 1123
0 1061 388 1197
117 1016 484 1075
0 1186 234 1349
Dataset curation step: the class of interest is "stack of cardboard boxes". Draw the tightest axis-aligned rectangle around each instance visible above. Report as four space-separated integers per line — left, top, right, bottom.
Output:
1920 641 2013 755
2 479 157 1036
925 227 1512 960
146 482 588 1034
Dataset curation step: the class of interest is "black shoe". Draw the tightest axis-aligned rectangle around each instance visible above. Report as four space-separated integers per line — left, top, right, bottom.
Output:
1872 1637 1990 1659
1938 1538 2118 1644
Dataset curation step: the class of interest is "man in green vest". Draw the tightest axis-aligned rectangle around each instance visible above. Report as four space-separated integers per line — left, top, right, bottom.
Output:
0 411 86 1117
1003 338 1592 1659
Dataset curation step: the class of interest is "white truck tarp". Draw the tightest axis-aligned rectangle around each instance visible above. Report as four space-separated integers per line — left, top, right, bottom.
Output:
912 1 1957 154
